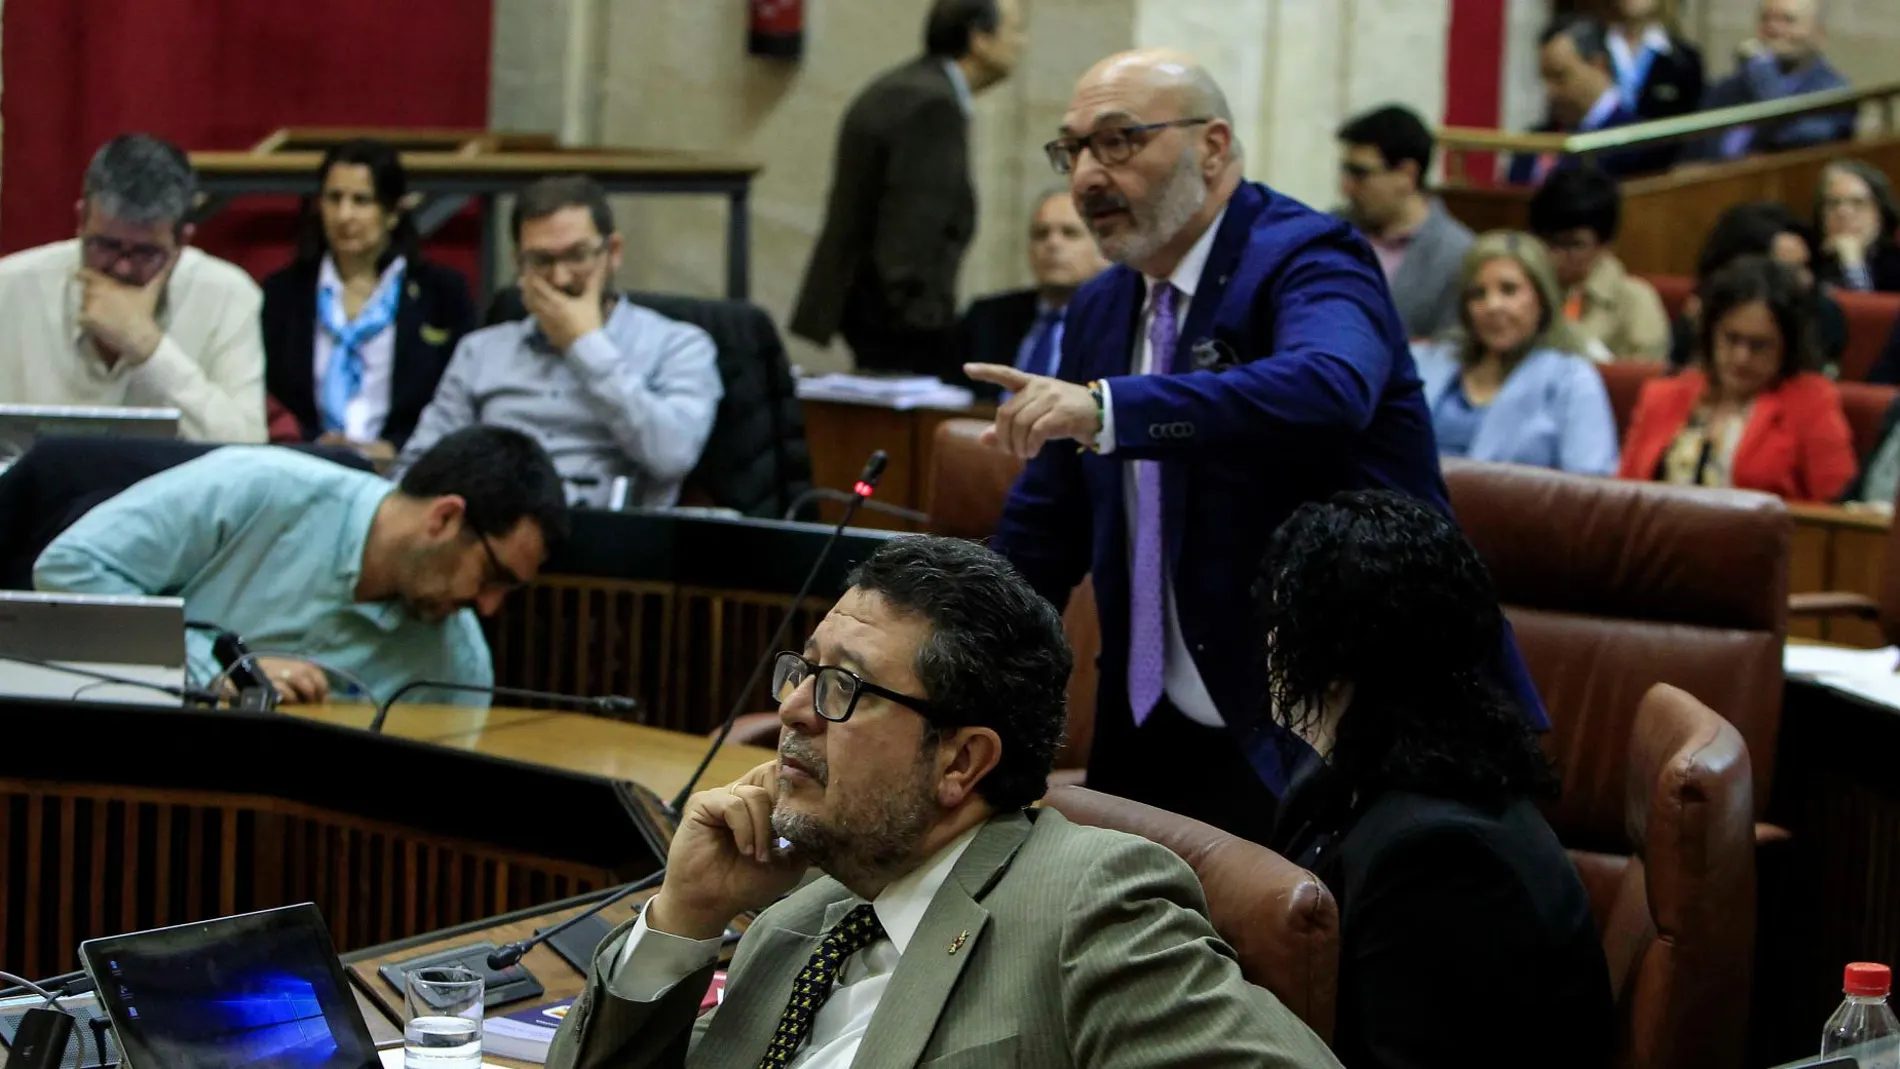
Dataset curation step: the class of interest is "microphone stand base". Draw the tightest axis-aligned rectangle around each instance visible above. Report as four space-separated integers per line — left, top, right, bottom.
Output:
376 942 544 1010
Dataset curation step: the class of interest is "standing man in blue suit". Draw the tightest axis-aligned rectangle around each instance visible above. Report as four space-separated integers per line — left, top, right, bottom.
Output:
969 49 1545 843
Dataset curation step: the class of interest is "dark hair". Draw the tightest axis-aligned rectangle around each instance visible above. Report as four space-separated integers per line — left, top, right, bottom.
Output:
1527 164 1622 243
295 139 420 269
1539 14 1610 63
1815 159 1900 242
1696 201 1802 280
1336 105 1435 181
844 536 1070 811
923 0 1000 59
399 426 571 551
510 176 615 243
1258 491 1556 809
1698 255 1820 385
82 134 196 230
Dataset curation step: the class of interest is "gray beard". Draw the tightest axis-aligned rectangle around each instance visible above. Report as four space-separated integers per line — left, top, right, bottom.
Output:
1100 146 1209 267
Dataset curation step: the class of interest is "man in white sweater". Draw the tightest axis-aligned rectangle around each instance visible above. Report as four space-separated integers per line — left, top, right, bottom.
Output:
0 133 265 443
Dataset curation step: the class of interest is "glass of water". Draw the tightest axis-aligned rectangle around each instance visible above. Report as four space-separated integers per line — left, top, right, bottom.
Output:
404 966 485 1069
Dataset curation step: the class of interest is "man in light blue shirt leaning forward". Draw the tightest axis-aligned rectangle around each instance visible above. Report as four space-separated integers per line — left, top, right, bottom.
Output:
33 426 568 706
392 176 723 510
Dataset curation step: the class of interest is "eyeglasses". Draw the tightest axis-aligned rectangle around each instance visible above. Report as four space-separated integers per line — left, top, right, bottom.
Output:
1339 160 1387 181
475 531 526 592
81 234 171 272
770 651 945 724
517 241 607 274
1043 118 1212 176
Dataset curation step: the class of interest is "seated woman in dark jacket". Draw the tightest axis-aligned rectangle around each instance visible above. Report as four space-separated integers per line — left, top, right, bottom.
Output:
1813 160 1900 294
1261 491 1612 1069
261 138 475 461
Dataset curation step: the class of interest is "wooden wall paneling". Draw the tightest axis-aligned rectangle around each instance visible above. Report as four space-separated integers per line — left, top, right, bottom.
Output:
1825 525 1889 647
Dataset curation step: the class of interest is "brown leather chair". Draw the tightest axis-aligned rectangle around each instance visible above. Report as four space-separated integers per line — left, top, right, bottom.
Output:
1598 683 1756 1069
1441 460 1787 861
1836 290 1900 383
923 419 1025 540
1837 380 1899 461
1641 274 1695 321
1042 785 1338 1043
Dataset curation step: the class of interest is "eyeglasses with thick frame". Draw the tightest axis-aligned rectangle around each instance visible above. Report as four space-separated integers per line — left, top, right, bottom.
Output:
1043 117 1212 176
770 651 947 724
517 241 609 274
81 234 172 273
474 531 526 592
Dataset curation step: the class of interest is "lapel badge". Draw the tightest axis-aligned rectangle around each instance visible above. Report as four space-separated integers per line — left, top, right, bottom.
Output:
946 930 969 955
1189 337 1239 372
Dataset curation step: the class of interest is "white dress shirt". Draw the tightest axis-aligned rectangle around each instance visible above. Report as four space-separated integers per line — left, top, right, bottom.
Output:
0 238 266 443
611 826 981 1069
310 255 402 442
1095 208 1228 729
1606 24 1671 109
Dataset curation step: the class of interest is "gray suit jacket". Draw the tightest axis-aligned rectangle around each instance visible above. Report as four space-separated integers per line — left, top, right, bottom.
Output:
790 58 975 346
1385 197 1473 341
545 808 1340 1069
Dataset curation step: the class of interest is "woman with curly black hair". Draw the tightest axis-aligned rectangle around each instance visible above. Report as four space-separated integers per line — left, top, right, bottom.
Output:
1261 490 1611 1069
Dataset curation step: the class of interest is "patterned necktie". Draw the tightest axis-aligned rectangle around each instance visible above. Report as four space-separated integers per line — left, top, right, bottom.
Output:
757 904 886 1069
1127 282 1178 726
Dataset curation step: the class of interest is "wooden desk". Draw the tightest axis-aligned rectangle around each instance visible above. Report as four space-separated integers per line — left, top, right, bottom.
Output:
1788 503 1889 646
282 704 775 801
801 399 995 530
189 146 760 299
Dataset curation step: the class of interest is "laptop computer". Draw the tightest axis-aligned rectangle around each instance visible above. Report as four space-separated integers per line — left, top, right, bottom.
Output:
0 404 180 466
79 903 380 1069
0 591 187 704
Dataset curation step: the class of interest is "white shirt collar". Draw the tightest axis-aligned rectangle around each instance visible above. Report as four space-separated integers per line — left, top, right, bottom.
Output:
1145 205 1228 307
1579 86 1624 132
941 60 973 117
318 253 407 300
865 823 982 954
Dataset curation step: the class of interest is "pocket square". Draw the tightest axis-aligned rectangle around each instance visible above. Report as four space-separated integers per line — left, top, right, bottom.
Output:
1189 337 1240 371
420 325 452 346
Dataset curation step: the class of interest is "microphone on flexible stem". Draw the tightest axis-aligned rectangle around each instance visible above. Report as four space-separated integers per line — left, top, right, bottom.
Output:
668 449 889 816
0 652 221 706
192 622 279 712
485 866 669 970
369 680 640 734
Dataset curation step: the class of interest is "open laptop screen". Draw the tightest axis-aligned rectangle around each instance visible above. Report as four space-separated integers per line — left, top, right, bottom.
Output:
79 904 378 1069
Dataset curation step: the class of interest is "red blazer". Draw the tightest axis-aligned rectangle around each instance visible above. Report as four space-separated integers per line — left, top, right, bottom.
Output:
1619 370 1856 502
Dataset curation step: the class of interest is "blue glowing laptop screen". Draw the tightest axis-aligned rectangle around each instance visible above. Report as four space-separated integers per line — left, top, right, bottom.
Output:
83 905 377 1069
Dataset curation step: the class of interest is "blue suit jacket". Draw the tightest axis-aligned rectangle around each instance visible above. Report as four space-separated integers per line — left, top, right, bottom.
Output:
990 181 1548 794
1506 102 1674 185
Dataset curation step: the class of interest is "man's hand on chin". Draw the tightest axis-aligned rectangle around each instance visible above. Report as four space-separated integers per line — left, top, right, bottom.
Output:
522 272 606 354
76 267 168 365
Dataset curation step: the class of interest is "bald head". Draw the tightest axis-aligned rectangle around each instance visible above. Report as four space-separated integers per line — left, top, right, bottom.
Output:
1760 0 1826 65
1054 48 1243 278
1074 49 1243 161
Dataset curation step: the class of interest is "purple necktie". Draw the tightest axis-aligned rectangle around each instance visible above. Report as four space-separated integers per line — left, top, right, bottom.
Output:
1128 282 1178 725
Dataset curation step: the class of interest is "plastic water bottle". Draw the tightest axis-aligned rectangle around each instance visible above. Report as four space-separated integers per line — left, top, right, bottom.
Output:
1822 962 1900 1069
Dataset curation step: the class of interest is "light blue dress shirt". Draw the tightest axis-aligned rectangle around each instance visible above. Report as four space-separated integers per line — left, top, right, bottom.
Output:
33 447 492 704
1413 341 1620 476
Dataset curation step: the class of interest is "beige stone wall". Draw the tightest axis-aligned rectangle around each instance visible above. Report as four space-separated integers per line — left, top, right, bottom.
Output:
489 0 1455 371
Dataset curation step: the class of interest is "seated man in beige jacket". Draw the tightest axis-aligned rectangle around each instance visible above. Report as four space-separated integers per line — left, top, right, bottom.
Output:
1529 165 1670 363
0 133 264 443
547 536 1339 1069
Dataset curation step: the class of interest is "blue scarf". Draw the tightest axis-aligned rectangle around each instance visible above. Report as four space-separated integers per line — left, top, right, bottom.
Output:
317 256 406 435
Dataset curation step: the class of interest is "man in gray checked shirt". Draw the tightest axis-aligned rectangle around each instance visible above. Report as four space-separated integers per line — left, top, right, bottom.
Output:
392 176 722 510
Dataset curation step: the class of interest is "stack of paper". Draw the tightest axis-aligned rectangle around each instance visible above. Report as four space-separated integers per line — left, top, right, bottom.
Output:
1784 643 1900 709
795 373 975 411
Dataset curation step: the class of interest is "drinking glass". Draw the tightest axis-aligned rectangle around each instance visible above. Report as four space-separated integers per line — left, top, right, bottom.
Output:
403 966 484 1069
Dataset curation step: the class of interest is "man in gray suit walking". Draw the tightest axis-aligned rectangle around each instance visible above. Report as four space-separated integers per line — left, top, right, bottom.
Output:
790 0 1026 378
1335 105 1474 341
546 537 1340 1069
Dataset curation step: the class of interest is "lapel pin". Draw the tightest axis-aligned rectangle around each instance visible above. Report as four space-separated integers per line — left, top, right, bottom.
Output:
946 930 969 955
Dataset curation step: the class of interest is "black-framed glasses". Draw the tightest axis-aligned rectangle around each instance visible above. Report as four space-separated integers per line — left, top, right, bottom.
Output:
517 241 608 274
474 531 526 591
1044 118 1212 175
770 651 944 724
81 234 171 272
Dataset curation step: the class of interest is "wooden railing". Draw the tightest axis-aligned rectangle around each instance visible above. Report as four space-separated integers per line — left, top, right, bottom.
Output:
1437 77 1900 182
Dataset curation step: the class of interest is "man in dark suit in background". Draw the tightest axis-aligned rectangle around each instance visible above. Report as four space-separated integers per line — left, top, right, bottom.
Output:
969 49 1545 845
790 0 1026 377
955 188 1108 398
1508 16 1672 185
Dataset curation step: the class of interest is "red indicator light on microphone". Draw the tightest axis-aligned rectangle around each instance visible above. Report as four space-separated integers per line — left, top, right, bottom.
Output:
853 480 876 497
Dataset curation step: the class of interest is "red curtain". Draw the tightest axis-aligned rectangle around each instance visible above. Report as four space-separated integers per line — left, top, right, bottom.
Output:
1 0 493 282
1445 0 1508 187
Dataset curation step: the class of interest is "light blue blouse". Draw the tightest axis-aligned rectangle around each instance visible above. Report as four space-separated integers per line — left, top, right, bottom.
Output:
1412 341 1620 476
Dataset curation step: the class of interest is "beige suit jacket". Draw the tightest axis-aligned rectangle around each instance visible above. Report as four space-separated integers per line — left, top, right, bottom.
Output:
1572 250 1671 363
545 808 1340 1069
